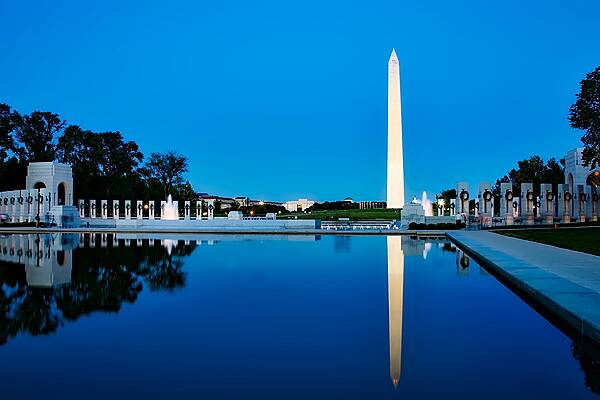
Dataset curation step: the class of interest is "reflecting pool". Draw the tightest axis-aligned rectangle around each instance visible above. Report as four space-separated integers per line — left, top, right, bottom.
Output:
0 233 598 399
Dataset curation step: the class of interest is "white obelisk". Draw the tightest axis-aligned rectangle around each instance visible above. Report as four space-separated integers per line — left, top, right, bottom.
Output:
386 49 405 209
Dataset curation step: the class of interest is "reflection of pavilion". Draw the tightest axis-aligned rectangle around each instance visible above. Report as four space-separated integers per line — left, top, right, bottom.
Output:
387 236 404 387
0 234 77 287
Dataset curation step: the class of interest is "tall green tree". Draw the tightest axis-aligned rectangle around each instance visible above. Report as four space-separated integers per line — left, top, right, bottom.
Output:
0 103 16 161
494 155 564 195
569 66 600 168
13 111 65 162
144 151 189 198
57 128 143 199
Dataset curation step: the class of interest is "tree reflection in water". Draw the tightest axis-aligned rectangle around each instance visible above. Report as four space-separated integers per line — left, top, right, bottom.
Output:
0 233 195 345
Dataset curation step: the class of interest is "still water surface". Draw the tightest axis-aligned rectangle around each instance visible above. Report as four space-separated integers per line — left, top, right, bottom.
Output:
0 233 598 399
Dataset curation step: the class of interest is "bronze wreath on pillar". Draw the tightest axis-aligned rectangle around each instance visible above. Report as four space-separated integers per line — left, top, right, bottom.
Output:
505 191 513 201
564 192 572 201
526 192 534 201
512 201 518 209
546 192 553 201
483 191 492 202
593 193 599 202
460 190 469 201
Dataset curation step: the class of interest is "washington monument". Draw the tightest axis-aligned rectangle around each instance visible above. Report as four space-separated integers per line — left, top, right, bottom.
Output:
386 49 405 209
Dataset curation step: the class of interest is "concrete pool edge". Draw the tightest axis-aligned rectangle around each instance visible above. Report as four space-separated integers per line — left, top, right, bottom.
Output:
0 227 448 236
447 231 600 344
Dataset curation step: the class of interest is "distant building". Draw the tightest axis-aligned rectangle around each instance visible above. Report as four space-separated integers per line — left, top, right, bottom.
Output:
343 197 354 203
359 201 387 209
234 196 249 207
283 198 315 212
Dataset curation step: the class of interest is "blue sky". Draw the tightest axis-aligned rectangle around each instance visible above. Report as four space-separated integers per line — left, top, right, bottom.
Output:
1 0 598 202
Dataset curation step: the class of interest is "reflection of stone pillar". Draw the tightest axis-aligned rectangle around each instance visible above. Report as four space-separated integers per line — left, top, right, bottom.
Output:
521 183 534 225
540 183 554 224
387 236 404 388
137 201 143 220
90 200 96 219
101 200 108 219
125 200 131 219
184 201 191 220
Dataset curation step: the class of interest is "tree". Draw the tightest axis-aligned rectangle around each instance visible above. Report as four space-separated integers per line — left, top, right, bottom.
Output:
13 111 65 162
494 155 564 196
145 151 189 199
569 66 600 168
56 128 143 199
0 103 16 161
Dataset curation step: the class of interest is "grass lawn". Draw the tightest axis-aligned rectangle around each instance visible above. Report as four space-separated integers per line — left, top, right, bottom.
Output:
499 228 600 256
278 208 401 221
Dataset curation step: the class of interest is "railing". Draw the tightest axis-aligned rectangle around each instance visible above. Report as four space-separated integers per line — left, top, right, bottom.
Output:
321 220 395 231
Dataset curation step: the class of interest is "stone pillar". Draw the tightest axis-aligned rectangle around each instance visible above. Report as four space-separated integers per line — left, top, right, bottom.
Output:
125 200 131 219
520 183 534 225
17 191 25 222
149 201 156 220
196 200 203 220
592 187 599 222
90 200 96 219
184 201 191 220
78 199 85 218
562 184 572 223
160 201 166 219
540 183 554 224
576 184 586 223
499 183 513 225
449 199 456 216
437 203 444 216
585 185 593 221
478 183 493 225
207 200 215 220
113 201 120 220
556 185 564 221
137 201 143 220
101 200 108 219
173 201 179 219
25 190 34 222
456 182 469 216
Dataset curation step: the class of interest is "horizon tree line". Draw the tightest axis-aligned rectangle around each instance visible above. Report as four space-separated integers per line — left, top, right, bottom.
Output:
0 103 192 202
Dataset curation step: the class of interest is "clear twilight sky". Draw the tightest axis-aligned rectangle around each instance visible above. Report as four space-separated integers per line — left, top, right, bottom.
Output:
1 0 598 202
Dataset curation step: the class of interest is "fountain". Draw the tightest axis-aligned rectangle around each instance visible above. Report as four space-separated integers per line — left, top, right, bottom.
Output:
162 195 179 221
420 191 433 217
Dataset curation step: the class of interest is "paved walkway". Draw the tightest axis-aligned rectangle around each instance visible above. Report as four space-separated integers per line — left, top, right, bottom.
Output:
448 230 600 342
